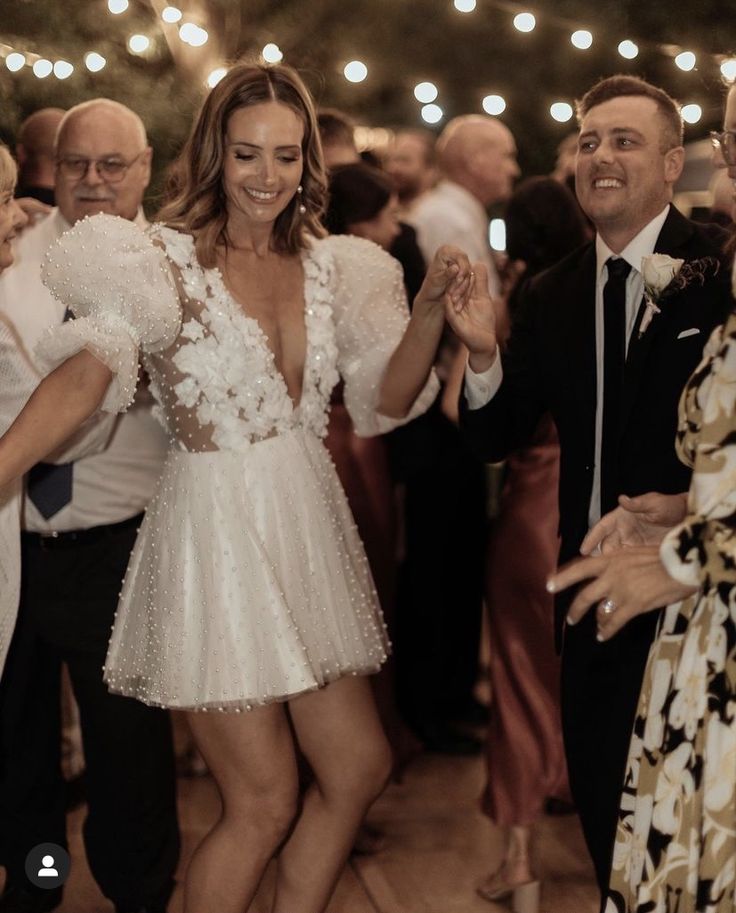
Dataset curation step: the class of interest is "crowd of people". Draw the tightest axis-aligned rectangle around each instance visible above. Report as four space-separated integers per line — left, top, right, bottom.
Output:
0 57 734 913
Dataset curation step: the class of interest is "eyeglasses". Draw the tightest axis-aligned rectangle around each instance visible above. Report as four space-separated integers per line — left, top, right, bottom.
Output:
56 150 147 183
710 130 736 166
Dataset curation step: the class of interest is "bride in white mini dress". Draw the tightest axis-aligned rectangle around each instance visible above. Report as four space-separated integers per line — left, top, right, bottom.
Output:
0 64 479 913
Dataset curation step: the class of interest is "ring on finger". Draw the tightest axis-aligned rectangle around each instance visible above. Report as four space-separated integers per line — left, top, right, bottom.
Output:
599 597 617 616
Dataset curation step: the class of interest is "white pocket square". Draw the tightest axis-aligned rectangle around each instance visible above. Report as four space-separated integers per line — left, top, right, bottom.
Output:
677 328 700 340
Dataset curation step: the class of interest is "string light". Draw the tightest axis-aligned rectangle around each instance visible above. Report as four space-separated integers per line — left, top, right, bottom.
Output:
489 219 506 252
721 59 736 81
550 102 574 122
344 60 368 83
414 82 438 103
5 52 25 72
128 35 150 54
618 40 639 59
107 0 129 13
84 52 106 72
262 43 283 63
681 103 702 124
53 60 73 79
421 104 443 124
571 30 592 50
453 0 476 12
482 94 506 116
207 67 227 88
161 6 183 24
675 51 696 71
513 13 536 33
33 59 53 78
178 23 208 47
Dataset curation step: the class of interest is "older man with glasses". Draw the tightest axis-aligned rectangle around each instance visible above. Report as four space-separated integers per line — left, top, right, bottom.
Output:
0 99 179 913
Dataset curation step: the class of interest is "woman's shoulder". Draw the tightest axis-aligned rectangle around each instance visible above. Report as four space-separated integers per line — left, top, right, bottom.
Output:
309 233 399 276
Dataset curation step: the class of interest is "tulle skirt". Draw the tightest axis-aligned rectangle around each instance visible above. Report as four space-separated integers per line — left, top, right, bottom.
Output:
103 429 389 710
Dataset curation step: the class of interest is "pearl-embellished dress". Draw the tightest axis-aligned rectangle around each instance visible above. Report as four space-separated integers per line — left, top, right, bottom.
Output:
37 214 439 711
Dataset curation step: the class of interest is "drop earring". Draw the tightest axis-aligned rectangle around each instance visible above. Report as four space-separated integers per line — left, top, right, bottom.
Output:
297 185 306 215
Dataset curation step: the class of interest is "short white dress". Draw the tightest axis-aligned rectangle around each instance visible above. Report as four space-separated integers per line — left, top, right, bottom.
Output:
37 214 438 711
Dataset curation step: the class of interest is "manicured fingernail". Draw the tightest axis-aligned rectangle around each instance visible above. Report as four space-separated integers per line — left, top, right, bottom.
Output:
596 631 605 642
546 579 556 593
565 614 576 626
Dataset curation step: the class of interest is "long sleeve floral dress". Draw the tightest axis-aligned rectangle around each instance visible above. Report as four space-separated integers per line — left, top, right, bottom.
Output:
606 309 736 913
36 213 438 712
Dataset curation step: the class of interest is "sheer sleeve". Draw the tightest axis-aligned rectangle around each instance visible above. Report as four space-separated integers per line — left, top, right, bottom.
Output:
327 235 439 436
660 316 736 589
35 214 181 413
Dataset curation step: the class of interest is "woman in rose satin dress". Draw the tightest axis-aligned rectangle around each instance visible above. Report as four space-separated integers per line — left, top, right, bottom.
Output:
479 177 590 908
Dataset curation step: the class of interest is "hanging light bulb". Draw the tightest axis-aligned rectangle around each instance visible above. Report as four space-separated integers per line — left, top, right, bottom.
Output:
207 67 227 88
421 104 443 124
680 103 702 124
618 40 639 60
675 51 696 71
85 52 107 72
721 59 736 81
482 95 506 116
33 59 53 78
513 13 536 32
262 43 283 63
5 52 26 72
344 60 368 83
107 0 129 13
453 0 477 12
571 30 593 50
128 35 150 54
550 102 574 123
53 60 74 79
414 82 438 103
162 6 183 23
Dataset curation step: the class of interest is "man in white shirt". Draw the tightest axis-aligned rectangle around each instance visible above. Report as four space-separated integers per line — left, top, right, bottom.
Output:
0 99 179 913
453 76 733 898
409 114 520 299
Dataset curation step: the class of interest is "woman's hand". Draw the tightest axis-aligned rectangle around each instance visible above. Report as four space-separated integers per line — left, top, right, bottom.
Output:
580 492 688 555
442 262 499 374
546 546 697 641
414 244 474 316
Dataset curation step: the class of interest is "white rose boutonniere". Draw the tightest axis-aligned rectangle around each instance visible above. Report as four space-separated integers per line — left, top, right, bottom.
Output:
639 253 720 338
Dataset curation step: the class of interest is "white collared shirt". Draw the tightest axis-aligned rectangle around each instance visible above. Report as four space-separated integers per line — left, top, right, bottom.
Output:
0 207 169 533
464 204 671 528
408 179 501 298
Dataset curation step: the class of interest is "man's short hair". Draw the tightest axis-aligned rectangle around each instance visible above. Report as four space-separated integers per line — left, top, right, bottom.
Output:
576 75 683 151
317 109 356 149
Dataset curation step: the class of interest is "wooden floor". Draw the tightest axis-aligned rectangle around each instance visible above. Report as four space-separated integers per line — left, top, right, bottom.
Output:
4 751 600 913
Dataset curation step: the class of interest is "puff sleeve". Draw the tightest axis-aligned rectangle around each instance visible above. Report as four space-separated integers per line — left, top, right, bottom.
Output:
660 317 736 589
326 235 439 436
35 214 181 413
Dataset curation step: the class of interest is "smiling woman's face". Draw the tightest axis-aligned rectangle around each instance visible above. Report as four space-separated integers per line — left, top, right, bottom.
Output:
222 101 304 230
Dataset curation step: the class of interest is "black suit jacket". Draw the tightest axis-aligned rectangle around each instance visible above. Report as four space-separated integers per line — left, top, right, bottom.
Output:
460 206 733 640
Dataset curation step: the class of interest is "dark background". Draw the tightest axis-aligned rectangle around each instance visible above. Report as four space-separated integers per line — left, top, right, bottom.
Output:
1 0 733 201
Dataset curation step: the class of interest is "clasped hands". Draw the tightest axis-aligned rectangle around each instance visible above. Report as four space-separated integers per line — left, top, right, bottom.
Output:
547 492 697 641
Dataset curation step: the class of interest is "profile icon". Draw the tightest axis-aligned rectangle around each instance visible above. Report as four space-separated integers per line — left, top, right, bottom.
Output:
25 843 70 889
38 854 59 877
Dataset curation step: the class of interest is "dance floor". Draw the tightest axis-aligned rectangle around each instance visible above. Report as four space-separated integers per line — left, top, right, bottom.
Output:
3 750 599 912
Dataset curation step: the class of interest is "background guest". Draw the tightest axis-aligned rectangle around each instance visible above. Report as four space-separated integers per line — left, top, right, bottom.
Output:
14 108 65 205
477 176 589 909
385 128 438 217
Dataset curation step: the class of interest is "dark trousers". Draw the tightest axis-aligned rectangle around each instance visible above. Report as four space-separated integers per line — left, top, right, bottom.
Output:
0 519 179 909
561 607 658 902
392 410 487 728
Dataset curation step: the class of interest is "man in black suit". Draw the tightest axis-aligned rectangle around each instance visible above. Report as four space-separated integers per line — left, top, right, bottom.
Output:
451 75 733 897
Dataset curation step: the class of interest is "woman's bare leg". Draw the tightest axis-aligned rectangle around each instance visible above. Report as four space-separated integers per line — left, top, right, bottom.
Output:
183 704 299 913
271 675 392 913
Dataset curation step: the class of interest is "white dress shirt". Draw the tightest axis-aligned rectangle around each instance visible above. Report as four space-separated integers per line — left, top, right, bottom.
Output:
464 204 671 528
0 208 169 532
408 180 501 298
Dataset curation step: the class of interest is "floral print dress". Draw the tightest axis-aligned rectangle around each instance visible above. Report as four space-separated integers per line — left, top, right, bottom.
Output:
607 311 736 913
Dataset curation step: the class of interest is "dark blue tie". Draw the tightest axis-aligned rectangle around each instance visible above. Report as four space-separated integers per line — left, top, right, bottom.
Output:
600 256 631 516
27 307 74 519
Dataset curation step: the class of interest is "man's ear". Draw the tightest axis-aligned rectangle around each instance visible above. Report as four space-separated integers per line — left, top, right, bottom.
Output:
664 145 685 185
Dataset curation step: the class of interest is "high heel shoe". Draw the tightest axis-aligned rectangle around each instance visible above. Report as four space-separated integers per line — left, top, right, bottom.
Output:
477 878 540 913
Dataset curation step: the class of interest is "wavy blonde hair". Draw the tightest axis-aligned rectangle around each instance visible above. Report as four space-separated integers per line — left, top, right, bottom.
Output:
0 144 18 195
158 63 327 267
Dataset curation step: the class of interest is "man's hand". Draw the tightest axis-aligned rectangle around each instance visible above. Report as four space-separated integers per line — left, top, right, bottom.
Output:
16 197 51 232
443 262 498 373
580 492 688 555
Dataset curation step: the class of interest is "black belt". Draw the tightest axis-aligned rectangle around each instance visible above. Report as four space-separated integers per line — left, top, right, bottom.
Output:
21 512 145 550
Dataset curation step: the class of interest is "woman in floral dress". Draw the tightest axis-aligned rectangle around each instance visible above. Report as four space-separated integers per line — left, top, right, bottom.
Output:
549 278 736 910
0 64 476 913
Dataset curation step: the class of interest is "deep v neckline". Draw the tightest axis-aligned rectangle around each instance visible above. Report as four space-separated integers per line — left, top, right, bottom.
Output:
209 255 310 411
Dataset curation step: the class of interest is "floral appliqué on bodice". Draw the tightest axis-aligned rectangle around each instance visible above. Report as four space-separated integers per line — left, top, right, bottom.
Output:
146 227 340 453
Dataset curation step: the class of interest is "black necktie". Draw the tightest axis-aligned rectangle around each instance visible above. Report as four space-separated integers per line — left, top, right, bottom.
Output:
26 308 74 519
600 257 631 516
